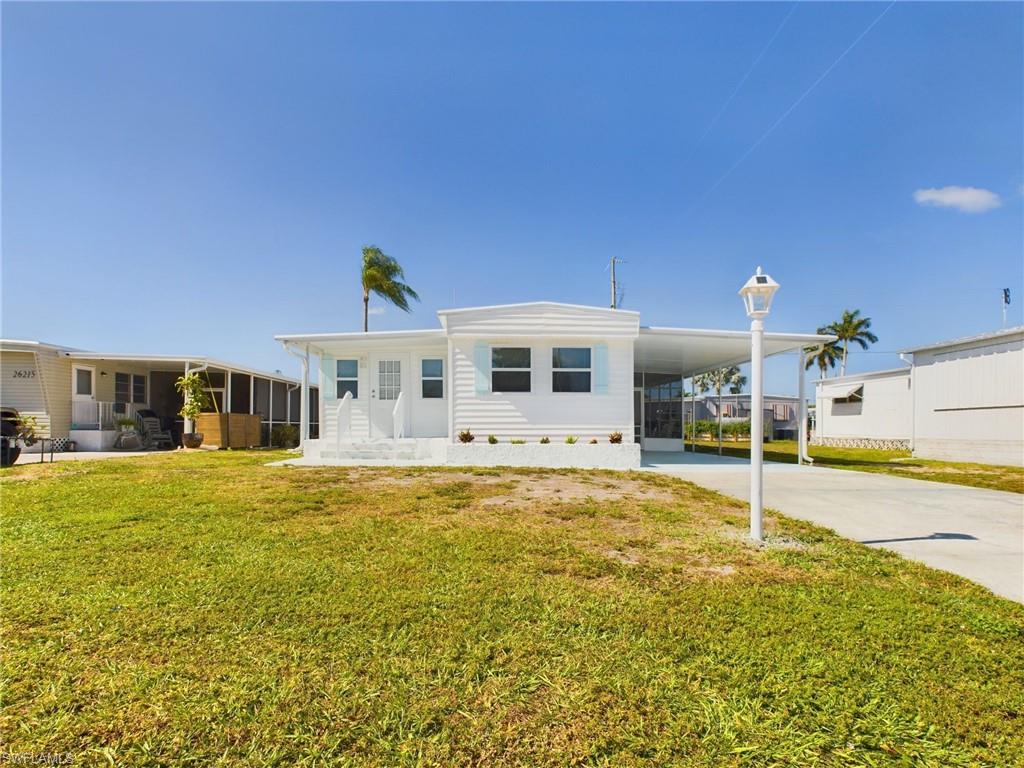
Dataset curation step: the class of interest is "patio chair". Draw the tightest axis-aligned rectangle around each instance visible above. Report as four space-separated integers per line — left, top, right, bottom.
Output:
138 414 175 450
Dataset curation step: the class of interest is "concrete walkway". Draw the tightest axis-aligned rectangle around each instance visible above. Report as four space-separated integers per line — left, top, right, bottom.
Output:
13 449 163 464
643 452 1024 603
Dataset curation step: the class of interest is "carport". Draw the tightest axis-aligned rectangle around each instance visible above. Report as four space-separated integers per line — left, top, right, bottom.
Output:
633 326 833 453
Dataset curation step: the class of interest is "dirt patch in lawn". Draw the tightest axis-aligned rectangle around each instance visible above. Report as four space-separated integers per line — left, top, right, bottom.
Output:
477 474 674 507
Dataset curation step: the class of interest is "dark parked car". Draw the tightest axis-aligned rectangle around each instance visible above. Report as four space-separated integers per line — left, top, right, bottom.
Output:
1 407 22 467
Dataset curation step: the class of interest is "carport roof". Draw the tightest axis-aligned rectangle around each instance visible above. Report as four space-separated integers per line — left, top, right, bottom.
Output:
59 352 301 384
636 327 835 377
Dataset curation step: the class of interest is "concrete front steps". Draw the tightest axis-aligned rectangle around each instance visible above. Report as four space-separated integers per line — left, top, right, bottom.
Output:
306 437 446 464
319 439 418 461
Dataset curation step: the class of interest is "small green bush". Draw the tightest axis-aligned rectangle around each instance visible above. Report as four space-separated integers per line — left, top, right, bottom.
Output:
458 430 475 443
588 438 598 444
510 439 526 445
539 437 550 444
565 435 578 445
271 424 299 448
487 435 498 444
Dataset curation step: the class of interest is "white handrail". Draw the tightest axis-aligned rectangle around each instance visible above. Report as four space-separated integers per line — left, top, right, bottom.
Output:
335 391 353 452
392 391 406 442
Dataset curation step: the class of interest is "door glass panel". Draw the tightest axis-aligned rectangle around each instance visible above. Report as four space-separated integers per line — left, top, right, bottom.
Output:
378 360 401 400
75 369 92 396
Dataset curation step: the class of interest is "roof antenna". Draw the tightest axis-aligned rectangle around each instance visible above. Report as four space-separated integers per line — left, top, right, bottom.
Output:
607 257 627 309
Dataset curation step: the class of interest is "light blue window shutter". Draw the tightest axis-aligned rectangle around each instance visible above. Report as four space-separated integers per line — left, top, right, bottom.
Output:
322 354 337 401
593 343 609 394
473 342 491 395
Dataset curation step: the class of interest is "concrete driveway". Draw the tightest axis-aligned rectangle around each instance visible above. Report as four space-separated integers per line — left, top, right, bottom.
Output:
643 452 1024 603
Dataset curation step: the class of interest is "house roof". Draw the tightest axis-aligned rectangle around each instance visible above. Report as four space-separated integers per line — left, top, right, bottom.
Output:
901 326 1024 354
2 339 301 384
0 338 84 354
274 303 835 377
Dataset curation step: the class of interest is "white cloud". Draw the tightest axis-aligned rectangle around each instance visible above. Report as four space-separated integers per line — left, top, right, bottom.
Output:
367 307 386 316
913 186 1001 213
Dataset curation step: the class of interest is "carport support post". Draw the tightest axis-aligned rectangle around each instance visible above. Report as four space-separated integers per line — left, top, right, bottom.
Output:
299 346 310 449
750 319 764 542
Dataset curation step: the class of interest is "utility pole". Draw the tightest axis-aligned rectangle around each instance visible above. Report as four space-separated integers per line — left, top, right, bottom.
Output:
608 257 626 309
1002 288 1011 328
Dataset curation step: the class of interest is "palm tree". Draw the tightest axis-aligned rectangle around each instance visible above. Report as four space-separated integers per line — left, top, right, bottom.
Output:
361 246 420 332
695 366 744 455
824 309 878 376
805 330 842 379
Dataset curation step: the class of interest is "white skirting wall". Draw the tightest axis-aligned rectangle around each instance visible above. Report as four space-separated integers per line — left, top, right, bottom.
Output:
69 429 119 451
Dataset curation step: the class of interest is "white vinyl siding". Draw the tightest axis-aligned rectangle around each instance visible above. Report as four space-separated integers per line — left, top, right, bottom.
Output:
452 337 634 442
912 334 1024 465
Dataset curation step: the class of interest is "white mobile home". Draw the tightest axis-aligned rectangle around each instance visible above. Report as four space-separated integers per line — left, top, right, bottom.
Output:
813 326 1024 466
814 368 913 450
277 302 829 468
906 327 1024 466
0 339 318 450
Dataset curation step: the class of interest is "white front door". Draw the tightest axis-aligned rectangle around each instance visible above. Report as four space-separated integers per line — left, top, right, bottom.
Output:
72 365 95 401
370 355 406 438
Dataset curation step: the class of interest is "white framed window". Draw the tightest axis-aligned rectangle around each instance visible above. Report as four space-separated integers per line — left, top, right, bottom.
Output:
72 365 94 399
552 347 591 393
115 373 147 404
336 359 359 399
421 358 444 399
491 347 531 393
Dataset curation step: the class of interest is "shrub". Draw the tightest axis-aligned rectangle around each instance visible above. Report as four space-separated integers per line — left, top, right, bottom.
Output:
588 438 598 444
15 415 38 446
271 423 299 448
539 437 550 444
565 435 578 445
458 429 475 443
510 439 526 445
487 434 498 444
116 417 137 428
608 431 623 444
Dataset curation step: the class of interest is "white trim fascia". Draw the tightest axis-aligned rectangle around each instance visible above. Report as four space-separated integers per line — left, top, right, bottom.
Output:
60 352 302 385
641 326 837 344
436 301 641 319
0 339 84 354
813 367 910 386
900 326 1024 355
275 329 446 343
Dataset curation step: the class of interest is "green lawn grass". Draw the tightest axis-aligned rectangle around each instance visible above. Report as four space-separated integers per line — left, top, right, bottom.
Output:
686 439 1024 494
3 451 1023 766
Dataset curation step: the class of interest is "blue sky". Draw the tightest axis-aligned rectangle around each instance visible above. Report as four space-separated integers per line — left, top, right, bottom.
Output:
2 2 1021 393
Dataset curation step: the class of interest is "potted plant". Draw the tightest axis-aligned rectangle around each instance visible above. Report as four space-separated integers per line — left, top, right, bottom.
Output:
175 371 211 449
116 417 137 433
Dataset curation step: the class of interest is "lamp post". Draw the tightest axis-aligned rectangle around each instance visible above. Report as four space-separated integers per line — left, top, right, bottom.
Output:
738 267 779 542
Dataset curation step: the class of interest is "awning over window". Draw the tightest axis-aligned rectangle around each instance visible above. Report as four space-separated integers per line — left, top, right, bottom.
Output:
827 384 864 400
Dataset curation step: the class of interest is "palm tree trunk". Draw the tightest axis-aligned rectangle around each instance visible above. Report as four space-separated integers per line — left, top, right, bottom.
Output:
841 341 849 376
363 290 369 333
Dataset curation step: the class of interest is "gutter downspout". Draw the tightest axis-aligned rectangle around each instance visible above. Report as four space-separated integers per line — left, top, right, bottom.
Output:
283 342 310 452
798 345 823 466
899 353 915 453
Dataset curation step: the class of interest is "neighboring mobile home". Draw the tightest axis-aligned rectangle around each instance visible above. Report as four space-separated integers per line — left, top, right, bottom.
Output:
813 326 1024 466
277 302 830 468
814 368 913 451
0 339 318 450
